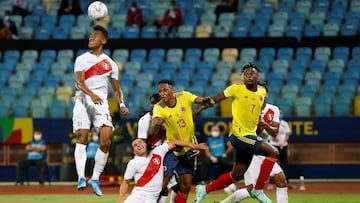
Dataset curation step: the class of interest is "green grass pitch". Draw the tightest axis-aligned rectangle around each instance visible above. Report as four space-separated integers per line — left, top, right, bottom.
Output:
1 194 360 203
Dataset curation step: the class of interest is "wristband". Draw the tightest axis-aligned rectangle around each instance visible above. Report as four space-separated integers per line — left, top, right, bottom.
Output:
119 103 126 108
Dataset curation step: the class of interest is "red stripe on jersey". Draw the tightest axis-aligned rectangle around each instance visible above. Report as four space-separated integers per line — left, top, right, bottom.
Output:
84 59 112 79
137 153 162 187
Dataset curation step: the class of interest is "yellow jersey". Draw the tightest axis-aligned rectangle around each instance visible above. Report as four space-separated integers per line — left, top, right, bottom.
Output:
223 84 267 138
152 91 197 156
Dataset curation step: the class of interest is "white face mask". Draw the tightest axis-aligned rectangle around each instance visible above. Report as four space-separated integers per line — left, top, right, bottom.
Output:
211 131 220 138
131 7 136 12
92 135 99 142
34 134 42 141
4 16 9 21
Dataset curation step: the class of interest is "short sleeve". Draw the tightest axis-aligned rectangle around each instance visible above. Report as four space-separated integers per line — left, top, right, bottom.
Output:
223 84 236 98
123 160 136 180
74 55 86 72
152 104 163 119
273 106 280 123
110 60 119 80
183 91 197 103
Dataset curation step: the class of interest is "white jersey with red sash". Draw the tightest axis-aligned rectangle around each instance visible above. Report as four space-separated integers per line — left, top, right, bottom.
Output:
74 51 118 98
257 103 280 140
124 143 169 197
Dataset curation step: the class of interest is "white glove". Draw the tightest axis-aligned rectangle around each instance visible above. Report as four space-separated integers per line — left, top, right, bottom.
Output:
210 156 218 163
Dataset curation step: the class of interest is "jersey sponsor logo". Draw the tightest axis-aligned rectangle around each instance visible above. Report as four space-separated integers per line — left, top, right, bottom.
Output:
137 154 162 187
84 59 112 79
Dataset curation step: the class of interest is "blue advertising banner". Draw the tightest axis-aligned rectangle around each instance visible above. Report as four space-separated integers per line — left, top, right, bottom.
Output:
1 117 359 144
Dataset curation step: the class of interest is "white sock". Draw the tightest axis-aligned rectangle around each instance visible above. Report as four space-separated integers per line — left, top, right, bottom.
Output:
158 195 167 203
276 187 288 203
220 188 250 203
74 144 87 179
169 190 176 203
91 149 109 180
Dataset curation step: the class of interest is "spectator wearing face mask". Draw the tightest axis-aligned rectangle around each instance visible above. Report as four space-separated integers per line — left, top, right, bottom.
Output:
159 0 182 35
85 128 100 177
199 124 233 184
15 129 47 186
126 2 144 26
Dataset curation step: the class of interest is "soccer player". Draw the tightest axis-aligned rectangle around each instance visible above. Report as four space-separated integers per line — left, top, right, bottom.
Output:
117 138 208 203
217 98 289 203
137 93 164 146
194 63 279 203
72 25 129 196
150 79 215 203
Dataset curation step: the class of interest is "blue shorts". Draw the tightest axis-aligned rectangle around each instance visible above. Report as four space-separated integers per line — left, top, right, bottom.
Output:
230 134 266 165
163 150 196 178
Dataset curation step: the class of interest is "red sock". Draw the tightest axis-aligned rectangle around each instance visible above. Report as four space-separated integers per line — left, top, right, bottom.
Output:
205 172 235 193
254 157 276 190
174 191 188 203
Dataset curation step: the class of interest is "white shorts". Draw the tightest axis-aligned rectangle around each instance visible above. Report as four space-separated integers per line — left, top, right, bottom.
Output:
244 155 283 186
124 191 158 203
72 91 113 132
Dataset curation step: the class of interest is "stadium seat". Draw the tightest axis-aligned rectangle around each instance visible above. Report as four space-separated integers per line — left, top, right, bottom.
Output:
299 84 318 100
277 47 294 61
203 48 220 63
281 84 299 99
275 98 293 116
332 96 352 116
295 47 312 64
342 71 360 85
231 23 249 37
324 71 342 86
221 48 238 64
123 26 140 39
294 97 312 116
177 25 194 38
0 102 10 118
195 25 212 38
328 59 345 72
272 59 289 74
314 46 331 61
141 25 158 39
309 59 328 74
314 97 332 116
322 23 340 36
309 11 326 25
49 100 67 118
305 71 322 87
333 46 350 62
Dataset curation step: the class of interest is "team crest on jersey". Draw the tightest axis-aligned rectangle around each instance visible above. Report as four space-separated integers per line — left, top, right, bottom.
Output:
152 157 161 165
266 114 273 121
259 96 264 101
180 106 186 112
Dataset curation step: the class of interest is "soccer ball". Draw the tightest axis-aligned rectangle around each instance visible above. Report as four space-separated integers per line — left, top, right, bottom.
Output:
87 1 108 20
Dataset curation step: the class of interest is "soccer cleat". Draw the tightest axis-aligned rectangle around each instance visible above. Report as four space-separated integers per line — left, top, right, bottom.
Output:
88 179 103 196
251 189 272 203
77 177 87 190
195 184 207 203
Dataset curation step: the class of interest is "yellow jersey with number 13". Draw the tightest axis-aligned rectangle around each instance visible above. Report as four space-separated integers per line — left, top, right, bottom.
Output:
223 84 267 138
152 91 197 156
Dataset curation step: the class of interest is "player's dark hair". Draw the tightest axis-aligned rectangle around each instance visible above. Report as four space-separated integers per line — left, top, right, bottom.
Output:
94 25 108 39
242 62 260 73
158 79 174 86
150 93 161 104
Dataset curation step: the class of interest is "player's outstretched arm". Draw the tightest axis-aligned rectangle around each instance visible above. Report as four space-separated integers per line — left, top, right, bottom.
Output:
167 140 208 151
110 79 129 116
193 92 226 115
150 116 165 135
75 71 103 104
117 179 131 203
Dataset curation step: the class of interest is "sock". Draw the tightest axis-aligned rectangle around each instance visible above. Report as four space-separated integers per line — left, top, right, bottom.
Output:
174 191 188 203
169 190 176 203
220 188 250 203
206 172 235 193
158 196 167 203
276 187 288 203
74 144 87 179
254 157 276 190
91 149 109 180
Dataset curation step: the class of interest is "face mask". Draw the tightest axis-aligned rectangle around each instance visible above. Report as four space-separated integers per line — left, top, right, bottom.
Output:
92 135 99 142
211 131 220 138
4 16 9 21
34 134 42 141
131 7 136 12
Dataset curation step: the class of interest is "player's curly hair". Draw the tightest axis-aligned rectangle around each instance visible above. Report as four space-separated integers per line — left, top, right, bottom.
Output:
242 62 260 73
158 79 174 86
